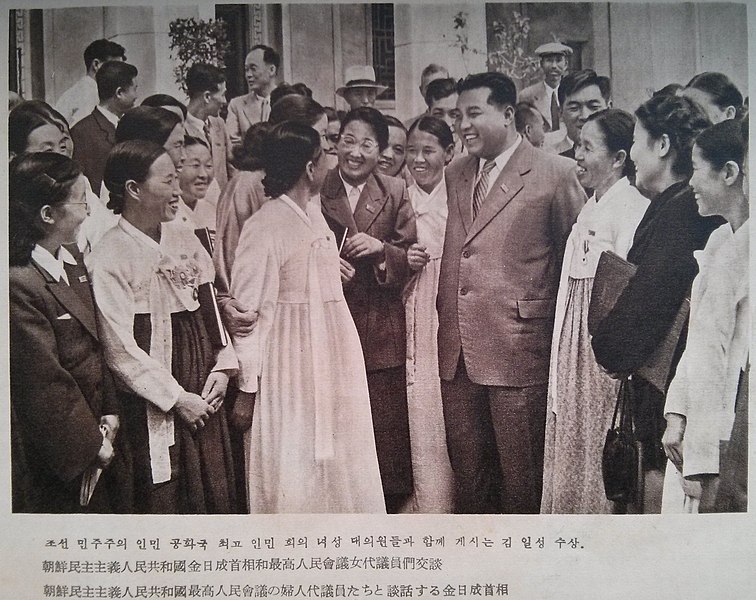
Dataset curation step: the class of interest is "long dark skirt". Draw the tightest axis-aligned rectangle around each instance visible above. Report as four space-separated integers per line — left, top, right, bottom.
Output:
120 310 238 513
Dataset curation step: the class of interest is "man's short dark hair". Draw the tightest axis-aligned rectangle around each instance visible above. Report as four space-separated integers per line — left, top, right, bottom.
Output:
457 72 517 109
514 102 541 133
251 44 281 70
558 69 611 106
84 39 126 70
685 71 743 112
96 61 137 102
186 63 226 99
141 94 187 118
425 78 458 108
339 107 389 152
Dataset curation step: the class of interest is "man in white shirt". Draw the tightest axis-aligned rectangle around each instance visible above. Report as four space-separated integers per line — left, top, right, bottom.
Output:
71 61 138 195
225 45 280 148
519 42 571 134
185 63 234 191
55 39 126 127
437 72 586 513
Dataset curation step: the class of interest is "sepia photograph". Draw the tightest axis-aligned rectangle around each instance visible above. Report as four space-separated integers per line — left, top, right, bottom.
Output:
1 0 754 597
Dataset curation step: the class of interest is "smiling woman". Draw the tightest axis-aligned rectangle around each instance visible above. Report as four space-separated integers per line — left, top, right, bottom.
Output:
86 140 239 514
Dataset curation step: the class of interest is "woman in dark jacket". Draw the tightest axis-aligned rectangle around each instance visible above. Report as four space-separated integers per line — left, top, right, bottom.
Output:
591 94 724 513
9 152 124 512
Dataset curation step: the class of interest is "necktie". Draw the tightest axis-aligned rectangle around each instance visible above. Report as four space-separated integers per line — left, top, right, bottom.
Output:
472 159 496 220
348 186 361 215
550 91 560 132
202 120 212 147
261 97 270 121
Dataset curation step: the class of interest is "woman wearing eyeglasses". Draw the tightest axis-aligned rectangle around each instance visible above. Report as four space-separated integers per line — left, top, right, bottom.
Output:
9 152 123 513
320 107 417 513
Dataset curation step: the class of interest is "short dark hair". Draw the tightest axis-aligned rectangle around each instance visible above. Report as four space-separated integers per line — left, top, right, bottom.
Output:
84 39 126 70
9 152 82 266
339 107 389 152
103 140 167 214
653 83 683 98
323 106 340 123
185 63 226 98
635 94 711 179
115 106 182 146
9 102 66 155
457 72 517 109
384 114 408 134
233 121 274 172
269 82 313 107
685 71 743 113
421 63 449 81
251 44 281 70
268 95 325 127
408 115 454 149
96 61 137 102
585 108 637 178
695 118 747 172
259 121 322 198
514 102 541 133
425 78 458 108
558 69 611 106
141 94 187 119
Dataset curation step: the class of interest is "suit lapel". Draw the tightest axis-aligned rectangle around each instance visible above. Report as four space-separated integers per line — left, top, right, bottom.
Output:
243 93 260 123
320 168 358 235
93 109 116 145
464 141 531 244
353 174 388 233
455 156 478 235
32 260 99 340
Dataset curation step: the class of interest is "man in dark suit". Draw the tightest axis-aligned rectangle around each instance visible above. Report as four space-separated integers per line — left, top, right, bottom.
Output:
320 107 417 512
71 61 138 195
437 72 586 513
519 42 572 133
185 63 234 191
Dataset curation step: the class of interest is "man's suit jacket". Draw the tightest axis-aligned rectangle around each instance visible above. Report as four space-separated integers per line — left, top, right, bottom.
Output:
184 115 233 191
320 169 417 372
520 80 557 131
10 247 119 512
437 139 587 387
71 108 116 196
226 92 267 147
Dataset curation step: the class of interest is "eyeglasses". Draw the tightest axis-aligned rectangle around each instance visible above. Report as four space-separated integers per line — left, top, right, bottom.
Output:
339 136 379 153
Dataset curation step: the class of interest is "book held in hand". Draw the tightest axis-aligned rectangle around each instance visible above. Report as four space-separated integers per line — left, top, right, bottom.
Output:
588 250 690 393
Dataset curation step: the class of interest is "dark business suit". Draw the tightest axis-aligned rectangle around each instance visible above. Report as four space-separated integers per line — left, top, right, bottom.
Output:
10 246 123 512
320 168 417 500
71 108 117 195
437 139 586 513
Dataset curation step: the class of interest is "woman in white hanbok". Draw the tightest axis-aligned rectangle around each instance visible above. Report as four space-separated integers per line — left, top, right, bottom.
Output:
230 122 385 513
541 110 649 514
401 117 456 513
661 119 749 513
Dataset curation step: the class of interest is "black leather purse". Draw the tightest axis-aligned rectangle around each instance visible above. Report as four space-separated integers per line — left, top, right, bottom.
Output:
602 377 643 505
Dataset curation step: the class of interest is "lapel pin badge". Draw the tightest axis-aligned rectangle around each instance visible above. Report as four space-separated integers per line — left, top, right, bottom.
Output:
500 183 509 193
78 275 88 283
365 204 375 213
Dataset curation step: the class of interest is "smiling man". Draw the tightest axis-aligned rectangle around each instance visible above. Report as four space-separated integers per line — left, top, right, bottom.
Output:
437 72 586 514
544 69 611 158
226 45 280 147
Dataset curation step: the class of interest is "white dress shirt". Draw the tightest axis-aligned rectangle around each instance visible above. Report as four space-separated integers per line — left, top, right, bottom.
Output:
31 244 77 284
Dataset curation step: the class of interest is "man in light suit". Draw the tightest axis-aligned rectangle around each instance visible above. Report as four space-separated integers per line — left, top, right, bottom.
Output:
519 42 571 133
226 45 280 148
71 61 138 195
320 107 417 512
185 63 234 191
437 72 586 513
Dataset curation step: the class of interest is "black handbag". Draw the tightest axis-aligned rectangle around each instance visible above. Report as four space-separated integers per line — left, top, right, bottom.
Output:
602 377 643 505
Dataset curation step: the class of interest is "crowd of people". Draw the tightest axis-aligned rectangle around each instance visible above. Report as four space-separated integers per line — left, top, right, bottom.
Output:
8 37 749 515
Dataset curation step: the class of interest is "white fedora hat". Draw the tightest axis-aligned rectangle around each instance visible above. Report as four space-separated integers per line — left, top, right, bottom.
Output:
336 65 388 96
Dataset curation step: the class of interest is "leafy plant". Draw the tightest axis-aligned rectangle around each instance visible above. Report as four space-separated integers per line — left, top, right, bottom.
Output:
168 17 230 93
451 10 543 86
